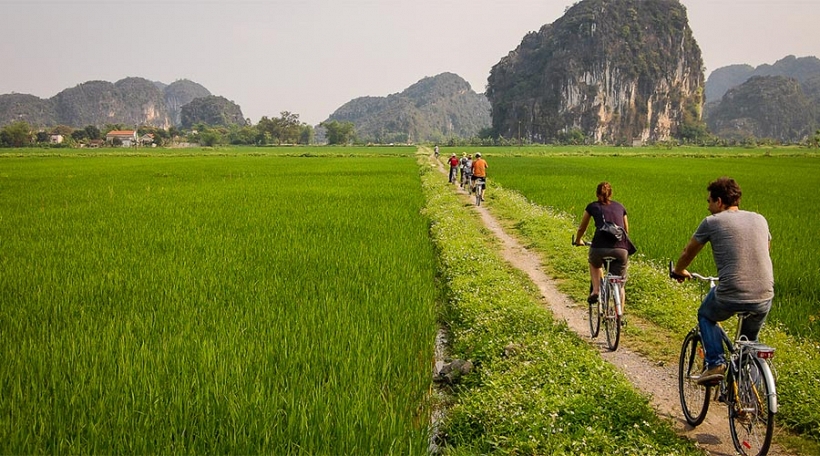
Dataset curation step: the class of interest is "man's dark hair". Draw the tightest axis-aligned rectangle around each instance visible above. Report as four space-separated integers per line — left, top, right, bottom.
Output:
707 177 742 207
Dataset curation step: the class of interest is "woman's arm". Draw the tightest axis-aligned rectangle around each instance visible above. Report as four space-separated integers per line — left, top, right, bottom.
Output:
574 211 592 245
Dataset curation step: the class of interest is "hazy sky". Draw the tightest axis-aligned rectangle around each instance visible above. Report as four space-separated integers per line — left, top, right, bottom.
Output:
1 0 818 126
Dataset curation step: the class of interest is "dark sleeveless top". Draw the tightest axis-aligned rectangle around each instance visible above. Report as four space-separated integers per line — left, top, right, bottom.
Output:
585 200 629 250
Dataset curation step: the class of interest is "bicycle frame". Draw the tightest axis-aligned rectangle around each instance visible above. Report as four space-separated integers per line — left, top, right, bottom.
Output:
719 320 778 414
603 257 624 318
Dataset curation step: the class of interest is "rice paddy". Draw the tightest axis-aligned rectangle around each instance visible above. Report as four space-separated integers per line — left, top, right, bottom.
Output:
0 153 437 454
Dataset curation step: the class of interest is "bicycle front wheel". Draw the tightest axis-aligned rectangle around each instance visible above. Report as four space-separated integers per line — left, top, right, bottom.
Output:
588 283 601 338
729 354 775 456
603 281 620 350
678 330 710 426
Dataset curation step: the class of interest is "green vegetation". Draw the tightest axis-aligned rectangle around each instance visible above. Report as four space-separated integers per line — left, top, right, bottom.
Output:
419 156 701 454
0 145 418 158
4 145 819 453
0 154 437 453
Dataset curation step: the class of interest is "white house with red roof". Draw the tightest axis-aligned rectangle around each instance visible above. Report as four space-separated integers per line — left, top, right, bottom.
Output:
105 130 138 147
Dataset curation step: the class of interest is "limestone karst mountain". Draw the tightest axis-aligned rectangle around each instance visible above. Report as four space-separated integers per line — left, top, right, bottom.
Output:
325 72 491 143
0 78 246 129
486 0 704 144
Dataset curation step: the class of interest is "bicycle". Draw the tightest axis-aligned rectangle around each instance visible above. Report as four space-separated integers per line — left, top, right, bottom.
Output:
473 176 486 206
670 262 777 456
573 236 624 350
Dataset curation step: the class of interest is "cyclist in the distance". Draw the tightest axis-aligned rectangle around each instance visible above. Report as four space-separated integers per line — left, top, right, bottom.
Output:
672 177 773 385
463 154 473 191
471 152 488 200
448 153 459 183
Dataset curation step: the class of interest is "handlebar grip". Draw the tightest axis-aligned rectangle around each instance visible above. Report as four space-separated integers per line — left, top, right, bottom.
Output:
669 261 686 280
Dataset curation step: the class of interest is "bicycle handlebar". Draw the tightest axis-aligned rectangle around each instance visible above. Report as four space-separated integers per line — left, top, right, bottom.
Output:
571 235 588 246
668 261 719 282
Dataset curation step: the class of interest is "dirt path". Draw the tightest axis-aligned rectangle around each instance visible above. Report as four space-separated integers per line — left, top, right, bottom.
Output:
431 154 789 455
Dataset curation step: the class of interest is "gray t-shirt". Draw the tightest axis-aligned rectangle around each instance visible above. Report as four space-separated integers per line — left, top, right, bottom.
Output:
693 209 774 303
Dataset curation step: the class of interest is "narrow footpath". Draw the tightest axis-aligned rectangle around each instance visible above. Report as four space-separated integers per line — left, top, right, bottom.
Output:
432 153 790 456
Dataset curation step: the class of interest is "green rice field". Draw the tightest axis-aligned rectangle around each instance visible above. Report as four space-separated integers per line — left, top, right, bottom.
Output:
4 144 820 453
0 153 436 453
469 147 820 340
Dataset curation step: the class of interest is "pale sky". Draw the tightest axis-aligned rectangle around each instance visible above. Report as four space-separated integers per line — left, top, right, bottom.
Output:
1 0 818 126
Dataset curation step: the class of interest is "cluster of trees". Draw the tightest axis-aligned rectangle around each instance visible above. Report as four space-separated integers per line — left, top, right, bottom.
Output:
0 112 360 148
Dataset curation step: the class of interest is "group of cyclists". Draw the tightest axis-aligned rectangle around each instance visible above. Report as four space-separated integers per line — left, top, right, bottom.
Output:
445 151 487 200
436 147 776 446
436 144 773 387
573 177 773 385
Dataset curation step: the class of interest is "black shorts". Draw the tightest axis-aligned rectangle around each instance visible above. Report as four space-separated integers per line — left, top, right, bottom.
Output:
588 248 628 276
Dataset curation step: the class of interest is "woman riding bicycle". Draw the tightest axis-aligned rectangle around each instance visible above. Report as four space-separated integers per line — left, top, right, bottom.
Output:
573 182 635 307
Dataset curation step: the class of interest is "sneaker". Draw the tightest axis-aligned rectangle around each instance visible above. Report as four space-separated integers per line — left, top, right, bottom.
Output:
587 294 599 304
697 364 726 385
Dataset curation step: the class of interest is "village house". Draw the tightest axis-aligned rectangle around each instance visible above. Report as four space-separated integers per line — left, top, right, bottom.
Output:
105 130 138 147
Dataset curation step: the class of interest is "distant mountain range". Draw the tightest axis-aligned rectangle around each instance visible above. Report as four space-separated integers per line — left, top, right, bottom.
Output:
3 52 817 144
0 78 245 129
325 72 491 144
704 55 820 141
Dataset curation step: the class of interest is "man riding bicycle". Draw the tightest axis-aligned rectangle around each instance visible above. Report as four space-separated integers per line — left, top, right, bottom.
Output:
448 153 459 183
471 152 487 199
672 177 773 385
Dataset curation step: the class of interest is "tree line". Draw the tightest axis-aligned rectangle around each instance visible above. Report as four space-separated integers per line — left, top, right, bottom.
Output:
0 112 358 148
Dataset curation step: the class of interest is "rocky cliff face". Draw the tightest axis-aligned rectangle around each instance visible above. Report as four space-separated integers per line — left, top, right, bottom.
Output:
487 0 704 144
164 79 212 126
52 78 172 129
706 75 817 142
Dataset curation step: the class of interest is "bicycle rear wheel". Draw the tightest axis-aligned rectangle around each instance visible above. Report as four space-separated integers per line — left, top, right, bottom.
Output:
603 281 620 350
678 330 710 426
729 354 775 456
